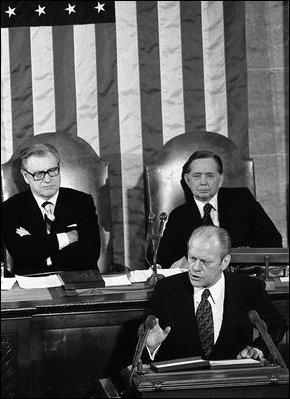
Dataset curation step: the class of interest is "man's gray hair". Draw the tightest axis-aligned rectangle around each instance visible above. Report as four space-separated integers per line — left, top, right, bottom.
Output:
20 143 60 169
188 225 231 259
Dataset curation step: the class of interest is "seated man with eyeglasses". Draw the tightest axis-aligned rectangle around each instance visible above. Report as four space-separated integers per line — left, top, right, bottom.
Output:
1 143 100 276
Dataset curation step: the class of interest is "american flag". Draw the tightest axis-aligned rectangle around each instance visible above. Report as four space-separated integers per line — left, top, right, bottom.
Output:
1 1 248 270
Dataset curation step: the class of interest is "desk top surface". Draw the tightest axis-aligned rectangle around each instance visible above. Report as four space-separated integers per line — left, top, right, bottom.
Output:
1 274 154 316
1 273 288 317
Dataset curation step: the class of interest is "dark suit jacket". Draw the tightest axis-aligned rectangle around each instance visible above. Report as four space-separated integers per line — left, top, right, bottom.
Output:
1 188 100 275
157 187 282 268
146 271 287 362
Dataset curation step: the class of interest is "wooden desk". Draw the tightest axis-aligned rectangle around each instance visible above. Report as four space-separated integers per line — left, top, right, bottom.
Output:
128 365 289 398
1 275 288 398
1 280 152 398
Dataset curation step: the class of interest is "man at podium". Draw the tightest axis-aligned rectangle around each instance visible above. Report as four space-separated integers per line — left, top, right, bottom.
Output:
144 226 287 362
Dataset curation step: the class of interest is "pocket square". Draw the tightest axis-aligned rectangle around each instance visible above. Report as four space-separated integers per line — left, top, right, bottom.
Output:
67 223 77 228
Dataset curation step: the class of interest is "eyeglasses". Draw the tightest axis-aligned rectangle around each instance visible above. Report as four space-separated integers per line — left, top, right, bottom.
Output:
23 166 60 181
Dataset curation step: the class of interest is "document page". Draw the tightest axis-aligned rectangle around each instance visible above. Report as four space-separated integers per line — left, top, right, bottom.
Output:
210 358 261 369
1 277 17 291
103 274 132 286
130 268 186 283
15 274 64 289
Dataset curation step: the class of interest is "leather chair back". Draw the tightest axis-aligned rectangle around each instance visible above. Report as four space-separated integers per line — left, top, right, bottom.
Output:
145 131 255 221
1 133 113 274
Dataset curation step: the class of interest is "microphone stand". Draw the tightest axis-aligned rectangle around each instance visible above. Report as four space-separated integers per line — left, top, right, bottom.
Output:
248 310 288 370
145 233 165 288
256 319 288 370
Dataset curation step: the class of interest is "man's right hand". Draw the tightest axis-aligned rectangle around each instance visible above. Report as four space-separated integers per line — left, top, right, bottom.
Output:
67 229 79 244
146 318 171 354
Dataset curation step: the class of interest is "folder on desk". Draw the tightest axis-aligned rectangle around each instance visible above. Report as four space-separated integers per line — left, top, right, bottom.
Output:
58 269 105 289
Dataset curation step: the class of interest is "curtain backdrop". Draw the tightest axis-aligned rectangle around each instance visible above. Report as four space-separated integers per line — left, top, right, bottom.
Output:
1 1 249 269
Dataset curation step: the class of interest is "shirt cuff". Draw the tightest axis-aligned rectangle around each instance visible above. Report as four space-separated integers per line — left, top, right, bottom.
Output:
57 233 70 250
146 344 161 361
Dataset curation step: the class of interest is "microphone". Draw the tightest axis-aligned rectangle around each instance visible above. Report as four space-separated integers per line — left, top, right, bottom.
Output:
157 212 167 240
153 212 167 264
248 310 287 369
145 212 167 287
129 315 157 385
145 212 155 268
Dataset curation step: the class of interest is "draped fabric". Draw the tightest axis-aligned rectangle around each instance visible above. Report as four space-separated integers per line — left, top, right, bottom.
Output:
1 1 248 270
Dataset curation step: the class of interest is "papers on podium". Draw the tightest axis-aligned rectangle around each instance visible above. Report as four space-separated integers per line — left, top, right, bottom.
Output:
15 274 63 289
130 268 186 283
150 356 209 373
103 274 132 286
1 277 17 290
209 358 262 369
150 357 263 373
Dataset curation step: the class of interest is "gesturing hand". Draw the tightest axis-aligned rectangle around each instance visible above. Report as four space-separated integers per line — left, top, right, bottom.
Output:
146 318 171 354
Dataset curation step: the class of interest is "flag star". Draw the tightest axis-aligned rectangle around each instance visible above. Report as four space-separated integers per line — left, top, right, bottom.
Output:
5 6 16 18
94 2 105 13
35 5 46 16
65 3 76 15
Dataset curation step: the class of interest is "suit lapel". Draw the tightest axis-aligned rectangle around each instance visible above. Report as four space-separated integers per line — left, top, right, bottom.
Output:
188 200 202 228
53 188 65 221
179 274 203 352
217 189 230 227
52 188 69 232
24 191 47 233
212 273 238 354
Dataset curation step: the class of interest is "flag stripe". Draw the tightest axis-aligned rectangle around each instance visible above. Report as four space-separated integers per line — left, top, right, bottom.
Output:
180 1 206 132
30 26 56 134
223 1 249 155
95 22 125 266
1 28 13 162
115 1 144 267
137 1 164 164
53 25 77 136
9 27 34 148
201 1 228 136
74 24 100 154
158 1 185 144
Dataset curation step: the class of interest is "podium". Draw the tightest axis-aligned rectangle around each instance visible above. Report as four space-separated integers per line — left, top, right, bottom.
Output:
124 363 289 398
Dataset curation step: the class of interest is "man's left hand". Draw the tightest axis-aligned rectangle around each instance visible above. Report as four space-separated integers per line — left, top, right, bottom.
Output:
237 345 264 360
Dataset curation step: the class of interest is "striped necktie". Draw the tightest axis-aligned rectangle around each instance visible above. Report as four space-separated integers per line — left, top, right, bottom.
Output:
42 201 55 233
196 288 214 358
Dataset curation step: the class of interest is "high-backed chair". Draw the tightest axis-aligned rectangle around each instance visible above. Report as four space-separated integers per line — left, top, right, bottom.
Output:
145 131 255 221
1 133 113 274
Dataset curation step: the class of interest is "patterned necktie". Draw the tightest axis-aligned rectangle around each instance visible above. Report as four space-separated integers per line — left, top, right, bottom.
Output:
196 288 214 358
42 201 55 233
202 203 214 225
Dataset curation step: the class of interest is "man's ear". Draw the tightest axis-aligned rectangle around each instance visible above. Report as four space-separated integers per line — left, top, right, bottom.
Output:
221 254 231 270
184 174 190 188
218 173 224 188
21 170 29 185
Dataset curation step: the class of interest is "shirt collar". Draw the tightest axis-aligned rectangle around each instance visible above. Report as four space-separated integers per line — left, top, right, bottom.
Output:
194 192 218 216
33 191 59 210
194 272 225 304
